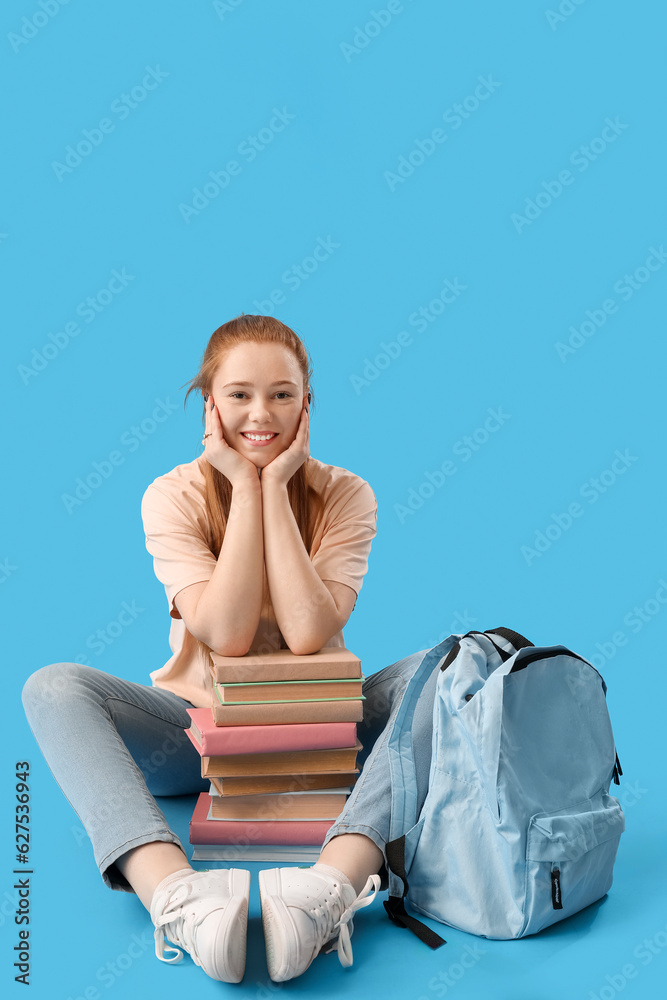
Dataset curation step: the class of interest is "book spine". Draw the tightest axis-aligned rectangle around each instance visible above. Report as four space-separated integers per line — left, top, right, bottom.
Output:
186 712 359 754
211 699 364 727
219 681 363 703
213 666 362 682
208 772 359 797
201 746 360 777
191 847 321 862
210 791 348 820
214 690 366 707
190 818 336 845
210 648 362 683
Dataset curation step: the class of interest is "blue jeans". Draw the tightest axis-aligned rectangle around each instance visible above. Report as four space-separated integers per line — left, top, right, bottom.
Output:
21 653 434 893
321 649 437 887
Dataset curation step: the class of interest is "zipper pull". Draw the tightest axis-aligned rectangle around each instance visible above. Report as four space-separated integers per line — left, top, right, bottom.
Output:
551 863 563 910
612 750 623 785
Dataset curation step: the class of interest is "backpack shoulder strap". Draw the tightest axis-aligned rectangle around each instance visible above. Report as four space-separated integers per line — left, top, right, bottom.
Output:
383 636 459 949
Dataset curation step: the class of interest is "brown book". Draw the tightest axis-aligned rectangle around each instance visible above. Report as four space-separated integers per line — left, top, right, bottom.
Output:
208 771 359 797
216 677 364 704
211 697 364 727
201 740 362 778
210 791 349 821
210 645 362 684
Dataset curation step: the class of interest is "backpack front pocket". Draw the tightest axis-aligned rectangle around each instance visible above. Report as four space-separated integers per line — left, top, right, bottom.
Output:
521 796 625 937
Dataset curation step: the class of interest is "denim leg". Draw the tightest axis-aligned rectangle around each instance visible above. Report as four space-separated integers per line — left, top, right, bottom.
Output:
21 663 208 892
321 651 437 879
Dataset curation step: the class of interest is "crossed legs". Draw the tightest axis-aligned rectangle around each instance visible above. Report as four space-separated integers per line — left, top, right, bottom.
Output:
21 655 432 980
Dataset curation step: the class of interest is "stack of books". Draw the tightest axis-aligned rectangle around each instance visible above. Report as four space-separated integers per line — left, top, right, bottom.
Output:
187 646 365 862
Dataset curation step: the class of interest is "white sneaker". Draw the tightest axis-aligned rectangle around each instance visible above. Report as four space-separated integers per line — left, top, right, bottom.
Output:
258 866 380 982
150 867 250 982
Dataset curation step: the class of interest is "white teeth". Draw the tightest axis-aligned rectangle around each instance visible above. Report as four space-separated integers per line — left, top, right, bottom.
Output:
243 433 275 441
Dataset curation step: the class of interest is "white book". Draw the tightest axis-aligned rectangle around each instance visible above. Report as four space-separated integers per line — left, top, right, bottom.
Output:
191 845 321 862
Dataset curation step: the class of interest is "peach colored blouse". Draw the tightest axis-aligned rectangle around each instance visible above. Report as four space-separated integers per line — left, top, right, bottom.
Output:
140 455 377 707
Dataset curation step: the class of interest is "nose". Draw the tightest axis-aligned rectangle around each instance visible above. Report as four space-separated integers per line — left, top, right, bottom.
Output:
248 397 272 424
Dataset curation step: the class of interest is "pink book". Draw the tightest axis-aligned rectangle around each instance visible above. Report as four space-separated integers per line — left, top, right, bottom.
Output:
186 708 358 756
189 792 334 845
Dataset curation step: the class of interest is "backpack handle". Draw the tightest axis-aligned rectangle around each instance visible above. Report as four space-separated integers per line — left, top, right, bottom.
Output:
488 626 535 651
458 628 534 664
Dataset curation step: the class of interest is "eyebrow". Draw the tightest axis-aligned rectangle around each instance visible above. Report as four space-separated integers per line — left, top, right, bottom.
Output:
221 380 298 388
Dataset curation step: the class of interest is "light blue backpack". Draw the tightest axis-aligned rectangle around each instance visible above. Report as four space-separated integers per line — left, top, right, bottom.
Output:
383 627 625 944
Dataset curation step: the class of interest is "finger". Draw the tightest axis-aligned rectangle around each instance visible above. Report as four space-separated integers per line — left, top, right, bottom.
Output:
294 411 308 444
298 409 309 444
201 397 208 443
211 398 229 445
205 397 218 446
212 399 222 434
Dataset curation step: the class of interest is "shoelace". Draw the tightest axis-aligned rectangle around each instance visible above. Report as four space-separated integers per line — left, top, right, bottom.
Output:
153 880 206 967
323 874 381 968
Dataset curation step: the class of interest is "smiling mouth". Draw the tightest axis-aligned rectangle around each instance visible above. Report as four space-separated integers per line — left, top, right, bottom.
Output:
241 432 278 442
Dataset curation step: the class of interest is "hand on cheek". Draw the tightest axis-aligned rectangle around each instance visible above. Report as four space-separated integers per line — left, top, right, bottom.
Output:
261 401 310 485
201 395 258 486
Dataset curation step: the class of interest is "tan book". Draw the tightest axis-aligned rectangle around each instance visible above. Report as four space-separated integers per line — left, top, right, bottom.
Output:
201 740 362 778
216 677 364 704
208 771 359 797
211 696 364 727
210 791 349 821
209 783 353 797
210 645 362 684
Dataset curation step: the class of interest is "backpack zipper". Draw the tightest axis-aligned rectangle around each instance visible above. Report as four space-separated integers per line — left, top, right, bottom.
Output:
612 750 623 785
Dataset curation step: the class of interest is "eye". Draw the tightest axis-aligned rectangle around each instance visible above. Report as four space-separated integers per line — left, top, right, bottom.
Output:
228 391 292 400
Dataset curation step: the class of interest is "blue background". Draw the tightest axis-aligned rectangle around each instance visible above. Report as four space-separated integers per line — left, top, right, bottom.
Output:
3 1 666 997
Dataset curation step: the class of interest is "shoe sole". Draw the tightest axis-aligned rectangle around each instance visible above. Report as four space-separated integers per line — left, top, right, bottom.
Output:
210 868 251 983
258 868 300 982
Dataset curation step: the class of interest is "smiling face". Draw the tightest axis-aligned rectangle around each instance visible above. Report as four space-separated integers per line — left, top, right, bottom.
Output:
209 341 307 469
